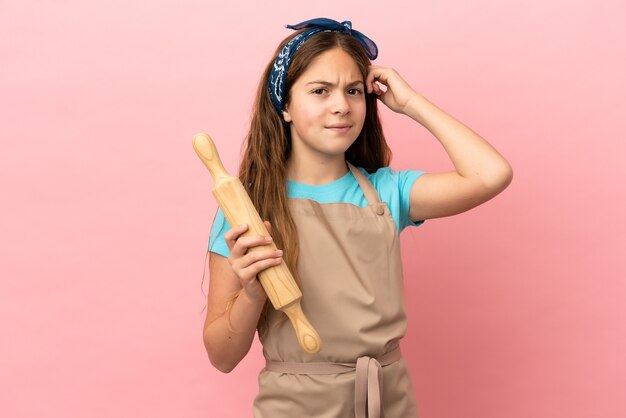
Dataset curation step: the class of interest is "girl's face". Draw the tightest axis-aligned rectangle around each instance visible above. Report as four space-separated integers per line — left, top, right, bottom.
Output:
283 47 366 163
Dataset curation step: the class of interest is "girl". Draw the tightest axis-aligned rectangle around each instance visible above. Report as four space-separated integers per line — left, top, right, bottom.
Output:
203 18 512 418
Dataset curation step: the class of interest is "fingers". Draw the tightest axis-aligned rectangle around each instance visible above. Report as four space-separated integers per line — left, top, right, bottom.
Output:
371 82 386 97
224 223 269 249
224 222 283 290
366 65 419 114
225 225 271 255
366 66 407 92
236 248 283 279
366 65 390 94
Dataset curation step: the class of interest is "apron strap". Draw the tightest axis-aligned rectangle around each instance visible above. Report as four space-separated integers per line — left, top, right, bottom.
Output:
354 355 385 418
264 347 402 418
346 162 381 207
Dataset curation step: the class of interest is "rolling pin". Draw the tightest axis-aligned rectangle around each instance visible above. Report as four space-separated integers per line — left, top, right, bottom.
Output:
193 132 321 354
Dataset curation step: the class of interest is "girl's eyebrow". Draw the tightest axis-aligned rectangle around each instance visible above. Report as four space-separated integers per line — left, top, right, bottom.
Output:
305 80 364 87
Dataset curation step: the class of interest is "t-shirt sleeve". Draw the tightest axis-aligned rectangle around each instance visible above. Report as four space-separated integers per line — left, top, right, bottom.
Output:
397 169 427 230
208 207 231 257
365 166 427 232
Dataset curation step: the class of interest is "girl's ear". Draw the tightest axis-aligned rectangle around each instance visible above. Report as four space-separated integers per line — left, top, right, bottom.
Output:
282 105 292 123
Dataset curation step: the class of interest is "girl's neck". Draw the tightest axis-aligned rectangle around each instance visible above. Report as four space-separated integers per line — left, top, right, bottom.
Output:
286 154 348 185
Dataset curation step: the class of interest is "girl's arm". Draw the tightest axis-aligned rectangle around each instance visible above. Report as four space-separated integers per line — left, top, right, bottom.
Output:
366 66 513 221
203 223 281 373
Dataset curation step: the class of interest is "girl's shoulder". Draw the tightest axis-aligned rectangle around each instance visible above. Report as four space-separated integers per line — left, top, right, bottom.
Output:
359 166 427 203
361 167 427 230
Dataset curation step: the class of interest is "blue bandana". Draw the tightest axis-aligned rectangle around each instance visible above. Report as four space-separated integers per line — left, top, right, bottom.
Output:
268 18 378 116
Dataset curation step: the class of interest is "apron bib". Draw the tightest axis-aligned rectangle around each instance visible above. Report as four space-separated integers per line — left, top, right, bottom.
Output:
254 163 419 418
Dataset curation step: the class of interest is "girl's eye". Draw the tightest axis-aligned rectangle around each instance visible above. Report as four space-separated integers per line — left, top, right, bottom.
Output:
312 88 327 95
348 88 363 95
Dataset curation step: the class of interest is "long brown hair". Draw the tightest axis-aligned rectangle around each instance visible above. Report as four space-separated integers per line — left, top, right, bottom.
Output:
240 30 392 334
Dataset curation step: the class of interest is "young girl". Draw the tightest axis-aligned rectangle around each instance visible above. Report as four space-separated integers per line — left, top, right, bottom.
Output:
203 18 512 417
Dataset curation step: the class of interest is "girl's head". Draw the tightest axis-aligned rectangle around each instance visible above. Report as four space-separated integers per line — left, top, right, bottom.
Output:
243 19 390 175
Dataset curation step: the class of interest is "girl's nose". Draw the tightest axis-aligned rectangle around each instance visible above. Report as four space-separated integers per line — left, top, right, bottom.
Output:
331 92 350 115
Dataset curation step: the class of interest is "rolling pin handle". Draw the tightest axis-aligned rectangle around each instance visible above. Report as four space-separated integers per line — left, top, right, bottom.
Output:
192 133 230 184
282 302 322 354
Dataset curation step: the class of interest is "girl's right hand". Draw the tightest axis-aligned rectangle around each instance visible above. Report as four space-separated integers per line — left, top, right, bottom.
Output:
224 221 283 302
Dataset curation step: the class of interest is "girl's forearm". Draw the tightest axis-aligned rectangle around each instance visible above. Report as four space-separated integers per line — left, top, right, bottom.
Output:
204 290 266 373
405 94 512 186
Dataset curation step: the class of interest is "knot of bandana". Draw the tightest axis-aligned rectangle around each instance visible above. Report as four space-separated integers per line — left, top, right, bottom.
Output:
268 18 378 116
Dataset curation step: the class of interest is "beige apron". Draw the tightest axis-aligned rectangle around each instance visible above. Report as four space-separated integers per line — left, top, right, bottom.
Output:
254 163 419 418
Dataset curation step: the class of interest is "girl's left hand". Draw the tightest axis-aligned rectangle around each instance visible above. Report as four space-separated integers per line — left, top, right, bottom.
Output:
366 66 420 114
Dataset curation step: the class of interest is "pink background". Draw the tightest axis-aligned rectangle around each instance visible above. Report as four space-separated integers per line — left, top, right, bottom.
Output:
1 1 625 417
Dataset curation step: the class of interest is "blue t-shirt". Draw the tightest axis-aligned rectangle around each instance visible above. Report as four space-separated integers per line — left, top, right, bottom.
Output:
208 166 427 257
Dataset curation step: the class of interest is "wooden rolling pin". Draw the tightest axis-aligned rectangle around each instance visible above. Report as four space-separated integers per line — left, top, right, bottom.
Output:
193 132 321 354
